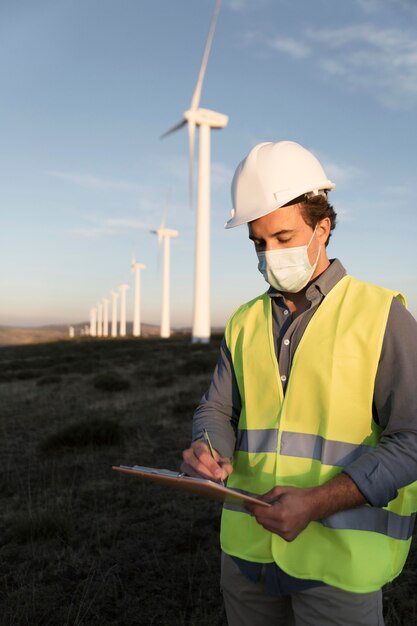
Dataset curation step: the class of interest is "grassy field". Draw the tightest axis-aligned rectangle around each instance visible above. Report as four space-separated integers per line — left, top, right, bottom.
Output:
0 337 416 625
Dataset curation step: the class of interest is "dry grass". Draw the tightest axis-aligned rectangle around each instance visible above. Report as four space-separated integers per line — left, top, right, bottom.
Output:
0 336 416 625
0 336 226 626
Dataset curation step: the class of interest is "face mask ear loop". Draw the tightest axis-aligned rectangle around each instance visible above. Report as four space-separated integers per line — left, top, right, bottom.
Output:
307 224 318 248
308 224 321 266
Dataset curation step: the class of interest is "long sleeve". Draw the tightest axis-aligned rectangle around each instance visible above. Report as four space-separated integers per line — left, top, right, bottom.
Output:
343 298 417 507
191 336 240 459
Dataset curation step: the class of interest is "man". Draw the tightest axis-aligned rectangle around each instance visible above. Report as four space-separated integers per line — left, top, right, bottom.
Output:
181 141 417 626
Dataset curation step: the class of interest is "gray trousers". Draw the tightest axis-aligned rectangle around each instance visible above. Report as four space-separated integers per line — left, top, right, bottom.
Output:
220 553 385 626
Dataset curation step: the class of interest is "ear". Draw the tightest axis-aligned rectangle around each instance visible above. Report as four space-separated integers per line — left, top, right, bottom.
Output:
317 217 331 245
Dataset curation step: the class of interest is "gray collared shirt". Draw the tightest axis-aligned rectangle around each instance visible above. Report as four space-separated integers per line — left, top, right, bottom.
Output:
191 259 417 594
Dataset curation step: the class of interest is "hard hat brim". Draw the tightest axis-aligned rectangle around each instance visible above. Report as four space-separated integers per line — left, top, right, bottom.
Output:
224 181 335 229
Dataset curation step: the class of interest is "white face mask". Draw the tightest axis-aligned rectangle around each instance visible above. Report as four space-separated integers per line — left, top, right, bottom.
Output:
257 226 321 293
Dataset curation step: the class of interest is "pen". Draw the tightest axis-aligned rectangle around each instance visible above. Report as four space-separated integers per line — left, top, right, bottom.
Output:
203 428 225 487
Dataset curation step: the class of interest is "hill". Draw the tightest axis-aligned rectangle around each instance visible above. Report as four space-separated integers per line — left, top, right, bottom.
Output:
0 321 165 346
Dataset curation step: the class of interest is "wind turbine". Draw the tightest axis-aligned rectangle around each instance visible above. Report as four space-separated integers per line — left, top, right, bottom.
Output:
161 0 228 344
119 284 129 337
131 258 146 337
102 298 110 337
90 307 97 337
150 217 178 339
97 302 103 337
111 291 119 338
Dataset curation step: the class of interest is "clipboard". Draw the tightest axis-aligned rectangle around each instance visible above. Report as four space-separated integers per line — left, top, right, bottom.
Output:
112 465 271 508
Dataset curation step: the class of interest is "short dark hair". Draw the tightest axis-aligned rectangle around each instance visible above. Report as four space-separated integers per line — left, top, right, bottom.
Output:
286 194 337 246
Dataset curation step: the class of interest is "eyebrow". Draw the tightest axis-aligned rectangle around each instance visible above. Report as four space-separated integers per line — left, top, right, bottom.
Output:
248 229 294 241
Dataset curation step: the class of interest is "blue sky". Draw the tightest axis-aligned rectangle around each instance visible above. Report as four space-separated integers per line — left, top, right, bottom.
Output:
1 0 416 328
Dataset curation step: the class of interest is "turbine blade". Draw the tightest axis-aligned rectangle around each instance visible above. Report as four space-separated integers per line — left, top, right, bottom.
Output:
190 0 222 111
160 119 187 139
188 119 196 208
160 209 167 230
157 231 163 272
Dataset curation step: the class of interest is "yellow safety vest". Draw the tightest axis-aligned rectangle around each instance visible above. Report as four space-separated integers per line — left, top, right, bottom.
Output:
221 275 417 592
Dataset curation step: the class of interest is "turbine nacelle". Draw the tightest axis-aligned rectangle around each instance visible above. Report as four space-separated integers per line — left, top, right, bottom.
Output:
184 107 228 129
151 228 178 239
131 262 146 271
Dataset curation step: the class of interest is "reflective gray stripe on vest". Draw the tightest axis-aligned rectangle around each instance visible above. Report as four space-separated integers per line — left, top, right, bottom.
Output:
235 430 372 466
236 429 278 453
223 501 249 515
280 432 374 467
322 507 416 541
224 501 415 539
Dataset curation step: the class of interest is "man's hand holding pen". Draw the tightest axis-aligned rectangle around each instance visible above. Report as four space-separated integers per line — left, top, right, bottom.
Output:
181 434 233 485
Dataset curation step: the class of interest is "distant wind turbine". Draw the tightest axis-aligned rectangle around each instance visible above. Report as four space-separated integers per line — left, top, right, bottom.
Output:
102 298 110 337
118 284 129 337
161 0 228 344
97 302 103 337
90 307 97 337
150 216 178 339
111 291 119 337
131 258 146 337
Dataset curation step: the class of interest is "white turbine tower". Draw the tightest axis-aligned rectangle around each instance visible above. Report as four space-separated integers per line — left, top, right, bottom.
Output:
119 284 129 337
90 307 97 337
97 302 103 337
161 0 228 343
151 218 178 339
111 291 119 338
131 259 146 337
102 298 110 337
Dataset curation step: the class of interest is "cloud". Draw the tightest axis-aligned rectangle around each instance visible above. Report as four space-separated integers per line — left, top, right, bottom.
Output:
382 184 414 196
48 164 189 223
212 161 234 187
226 0 250 10
226 0 270 11
356 0 417 14
334 207 353 223
267 36 311 59
71 215 151 239
320 159 363 185
47 171 142 193
308 24 417 106
250 20 417 108
354 0 381 14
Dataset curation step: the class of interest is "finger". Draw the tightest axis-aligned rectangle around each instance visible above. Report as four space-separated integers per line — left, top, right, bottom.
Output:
193 446 225 480
180 461 214 480
262 487 287 502
218 458 234 480
181 450 222 481
245 503 271 518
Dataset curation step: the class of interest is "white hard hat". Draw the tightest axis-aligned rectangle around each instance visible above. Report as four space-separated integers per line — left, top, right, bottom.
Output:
225 141 335 229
